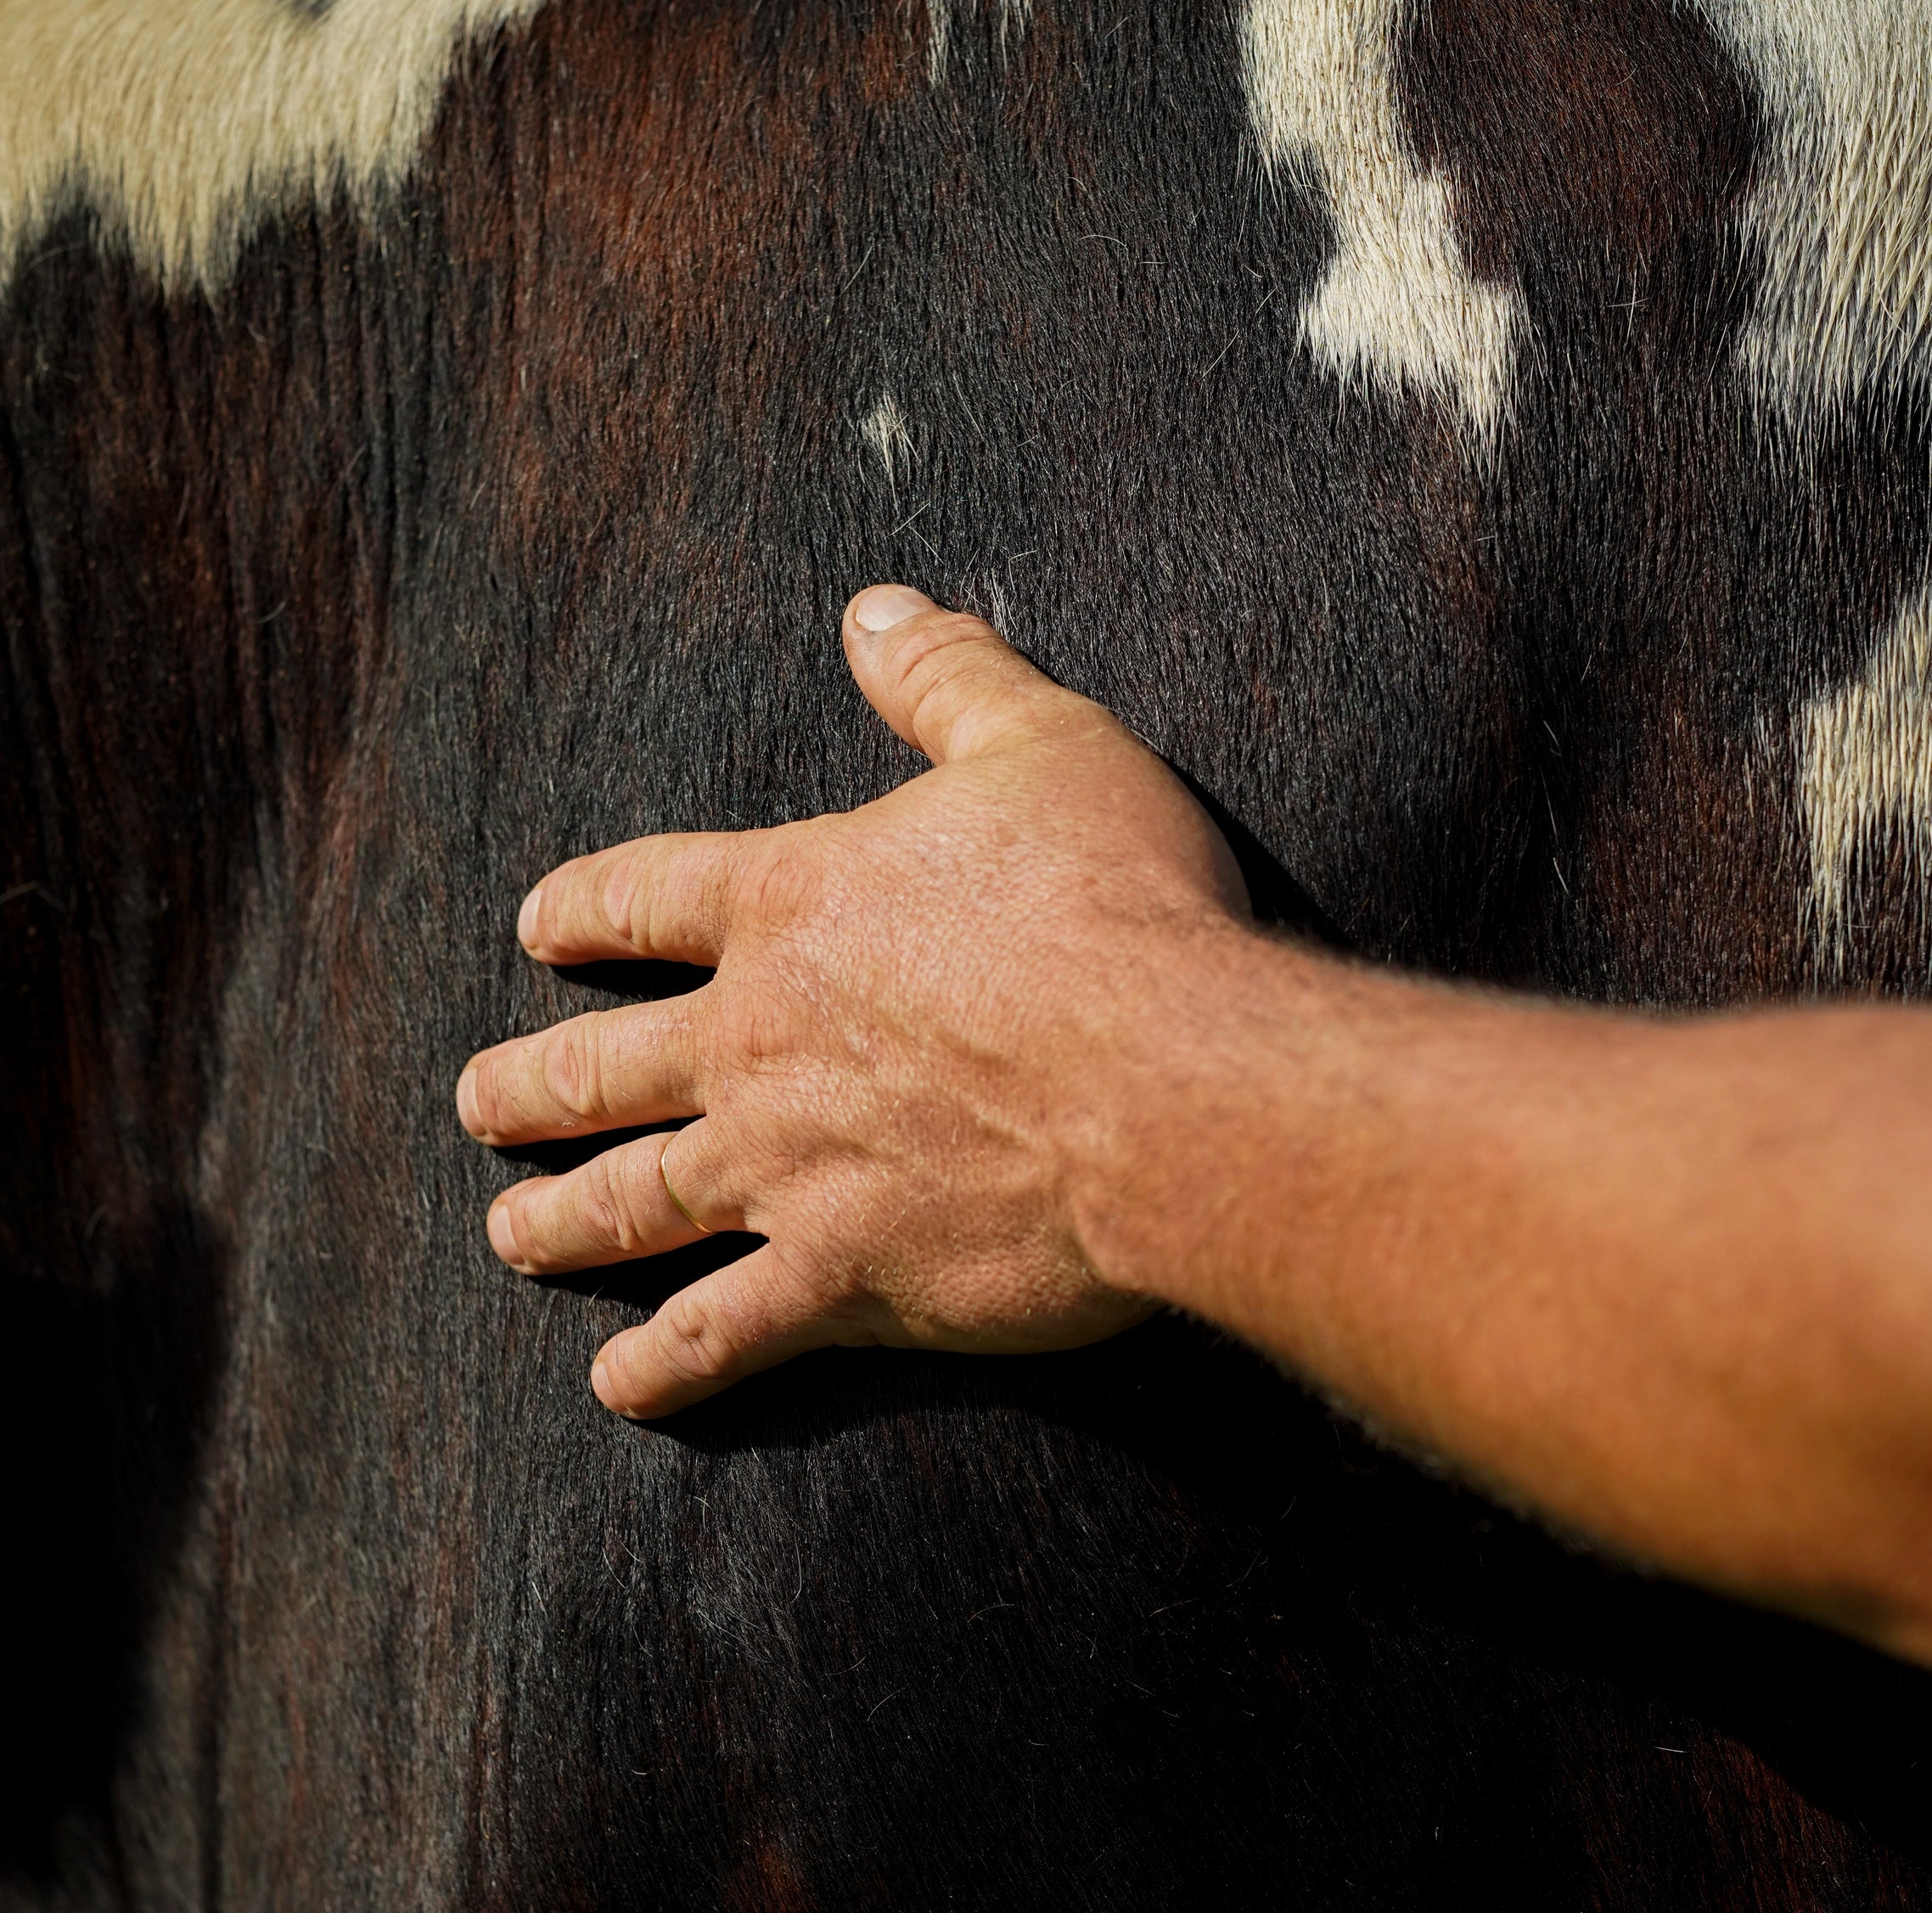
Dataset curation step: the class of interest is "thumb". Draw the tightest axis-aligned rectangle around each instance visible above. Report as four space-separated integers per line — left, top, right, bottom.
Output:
842 582 1086 765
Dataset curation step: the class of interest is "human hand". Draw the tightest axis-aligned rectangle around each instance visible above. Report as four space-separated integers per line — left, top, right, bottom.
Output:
457 585 1250 1417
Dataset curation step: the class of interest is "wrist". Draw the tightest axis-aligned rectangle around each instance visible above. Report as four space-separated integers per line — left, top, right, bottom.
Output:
1059 910 1355 1311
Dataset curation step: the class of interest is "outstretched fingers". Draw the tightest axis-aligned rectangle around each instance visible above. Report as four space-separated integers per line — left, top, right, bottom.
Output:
590 1244 870 1417
518 829 761 968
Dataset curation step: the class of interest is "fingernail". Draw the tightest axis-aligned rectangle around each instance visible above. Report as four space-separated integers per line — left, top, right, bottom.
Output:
517 885 542 948
487 1201 525 1269
851 583 935 632
590 1360 616 1409
456 1064 484 1137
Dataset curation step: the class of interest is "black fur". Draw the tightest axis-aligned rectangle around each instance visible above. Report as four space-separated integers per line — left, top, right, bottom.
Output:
3 1 1930 1906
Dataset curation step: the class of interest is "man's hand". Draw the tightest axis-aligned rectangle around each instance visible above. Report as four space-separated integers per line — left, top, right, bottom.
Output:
457 585 1250 1418
456 584 1932 1663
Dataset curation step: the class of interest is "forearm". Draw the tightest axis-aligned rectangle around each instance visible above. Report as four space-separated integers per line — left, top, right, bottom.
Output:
1078 923 1932 1662
474 586 1932 1663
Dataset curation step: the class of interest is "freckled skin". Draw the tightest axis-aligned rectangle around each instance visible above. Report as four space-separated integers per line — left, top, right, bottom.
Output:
466 585 1932 1672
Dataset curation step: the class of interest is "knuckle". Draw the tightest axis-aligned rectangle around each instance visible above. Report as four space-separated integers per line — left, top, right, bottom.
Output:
642 841 714 954
922 610 998 650
743 839 823 929
653 1290 739 1388
710 991 796 1074
901 642 997 739
544 1014 607 1123
600 850 646 947
576 1152 635 1254
907 618 999 693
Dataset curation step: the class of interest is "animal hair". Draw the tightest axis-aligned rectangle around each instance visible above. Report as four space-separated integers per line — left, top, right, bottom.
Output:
4 0 1932 1907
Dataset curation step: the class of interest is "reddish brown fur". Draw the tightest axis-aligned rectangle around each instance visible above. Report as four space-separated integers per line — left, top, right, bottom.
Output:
3 2 1931 1907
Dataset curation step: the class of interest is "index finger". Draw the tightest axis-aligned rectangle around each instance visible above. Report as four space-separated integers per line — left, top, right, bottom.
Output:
520 831 757 967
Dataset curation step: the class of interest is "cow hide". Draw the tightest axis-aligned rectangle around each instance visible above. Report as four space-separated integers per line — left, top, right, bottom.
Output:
3 0 1931 1907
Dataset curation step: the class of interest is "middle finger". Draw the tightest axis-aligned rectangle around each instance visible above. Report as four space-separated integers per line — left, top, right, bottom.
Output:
458 1000 701 1146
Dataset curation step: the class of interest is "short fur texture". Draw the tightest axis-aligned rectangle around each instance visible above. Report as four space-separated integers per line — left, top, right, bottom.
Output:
1242 0 1523 434
1693 2 1932 956
1803 580 1932 956
0 0 540 293
4 1 1932 1908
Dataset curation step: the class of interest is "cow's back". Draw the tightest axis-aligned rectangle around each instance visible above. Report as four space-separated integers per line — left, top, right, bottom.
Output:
4 1 1931 1906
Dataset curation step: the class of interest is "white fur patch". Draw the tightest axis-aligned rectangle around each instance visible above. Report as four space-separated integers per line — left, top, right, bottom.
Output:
0 0 541 295
1696 0 1932 426
1702 6 1932 947
925 0 1032 87
926 0 952 87
1239 0 1523 437
1800 574 1932 961
862 393 913 491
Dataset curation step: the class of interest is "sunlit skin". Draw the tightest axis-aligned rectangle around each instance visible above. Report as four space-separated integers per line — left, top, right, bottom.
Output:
459 583 1932 1668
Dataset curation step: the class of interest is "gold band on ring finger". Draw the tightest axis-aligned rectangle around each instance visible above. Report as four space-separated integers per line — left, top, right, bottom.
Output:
660 1146 711 1235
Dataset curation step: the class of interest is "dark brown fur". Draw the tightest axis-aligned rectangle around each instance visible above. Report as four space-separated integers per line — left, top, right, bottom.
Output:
3 2 1930 1906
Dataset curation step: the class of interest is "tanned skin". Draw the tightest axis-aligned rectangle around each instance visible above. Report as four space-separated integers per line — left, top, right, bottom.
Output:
458 585 1932 1669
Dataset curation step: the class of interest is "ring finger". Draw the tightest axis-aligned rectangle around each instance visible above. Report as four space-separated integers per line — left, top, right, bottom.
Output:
488 1123 742 1275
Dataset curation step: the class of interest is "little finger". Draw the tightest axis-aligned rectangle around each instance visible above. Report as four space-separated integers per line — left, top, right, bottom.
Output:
591 1243 869 1417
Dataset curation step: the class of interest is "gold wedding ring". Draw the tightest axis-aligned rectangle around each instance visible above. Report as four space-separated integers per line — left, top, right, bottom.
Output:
660 1149 710 1235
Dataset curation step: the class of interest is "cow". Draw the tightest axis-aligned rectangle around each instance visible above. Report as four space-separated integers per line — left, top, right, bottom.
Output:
3 0 1930 1905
